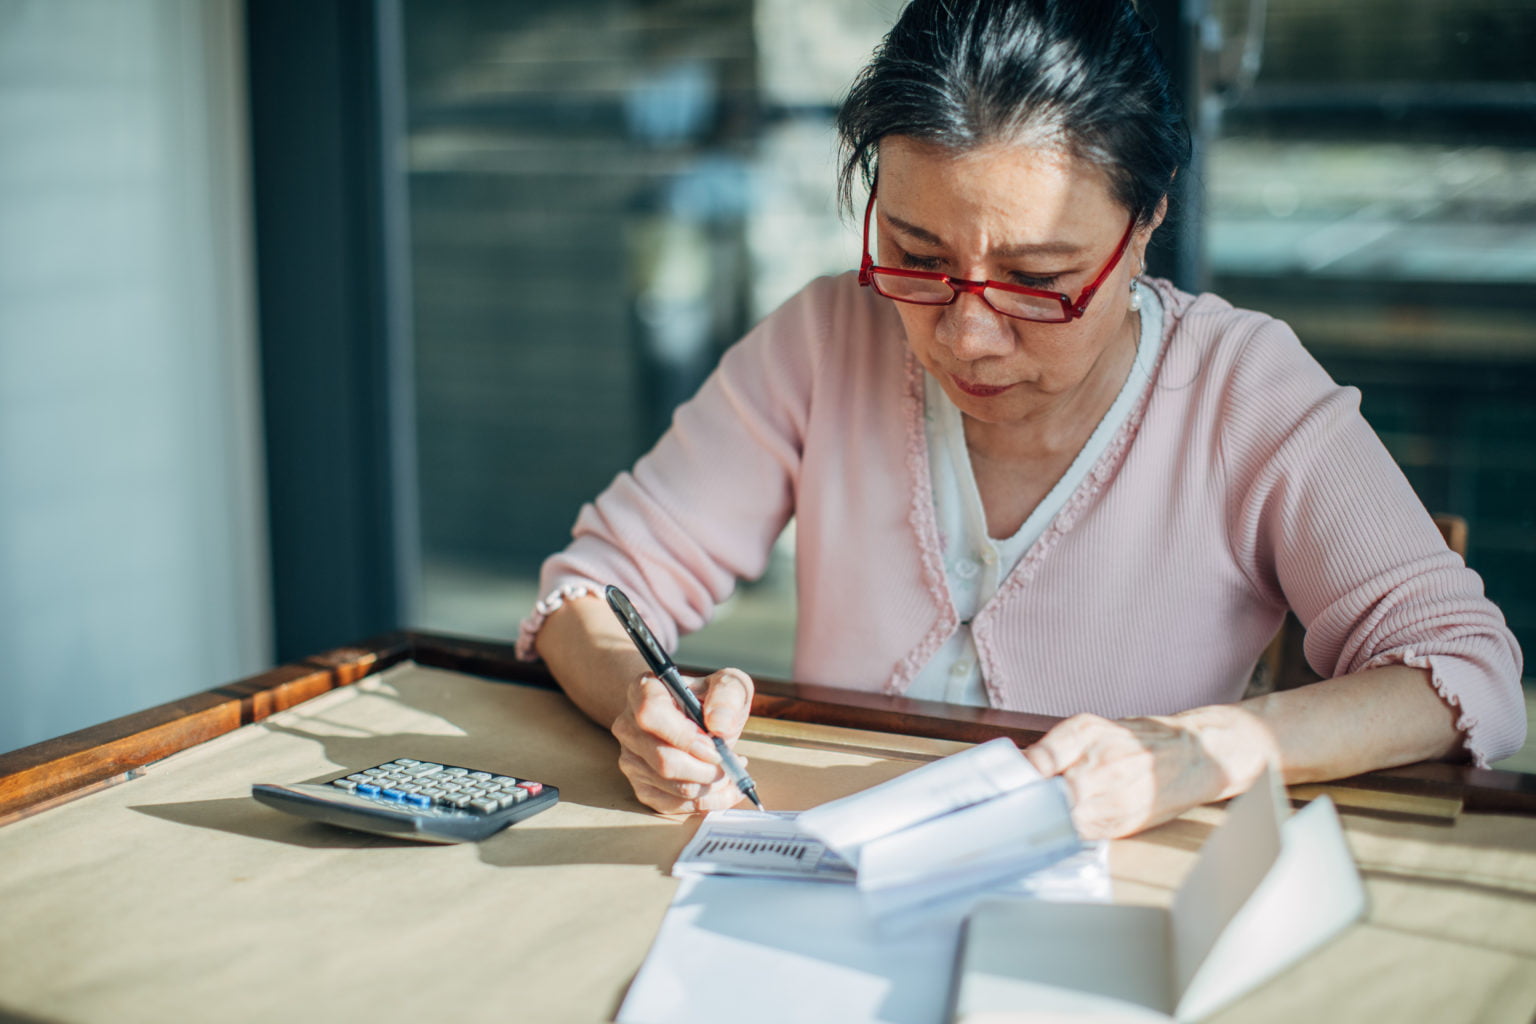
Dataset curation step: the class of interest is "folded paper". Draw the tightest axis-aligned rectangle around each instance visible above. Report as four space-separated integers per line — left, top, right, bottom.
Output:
950 768 1368 1023
796 737 1081 915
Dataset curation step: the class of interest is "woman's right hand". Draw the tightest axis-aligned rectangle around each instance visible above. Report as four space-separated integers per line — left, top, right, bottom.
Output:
610 667 756 814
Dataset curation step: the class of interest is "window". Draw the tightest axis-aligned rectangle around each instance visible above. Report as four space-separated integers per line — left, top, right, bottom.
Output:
402 0 902 677
1206 0 1536 670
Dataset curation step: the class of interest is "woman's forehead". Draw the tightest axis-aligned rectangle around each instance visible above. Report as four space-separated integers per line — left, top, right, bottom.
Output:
874 136 1123 244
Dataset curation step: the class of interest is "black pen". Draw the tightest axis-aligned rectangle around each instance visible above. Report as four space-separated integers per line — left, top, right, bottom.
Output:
605 585 765 811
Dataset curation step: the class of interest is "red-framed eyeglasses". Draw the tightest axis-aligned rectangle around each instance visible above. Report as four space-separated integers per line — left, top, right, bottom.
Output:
856 188 1138 324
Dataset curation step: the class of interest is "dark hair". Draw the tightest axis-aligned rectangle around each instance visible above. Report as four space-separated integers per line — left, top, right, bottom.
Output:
836 0 1189 226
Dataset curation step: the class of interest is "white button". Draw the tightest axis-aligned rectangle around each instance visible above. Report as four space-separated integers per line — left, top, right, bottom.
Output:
951 660 972 678
955 559 979 580
980 548 998 566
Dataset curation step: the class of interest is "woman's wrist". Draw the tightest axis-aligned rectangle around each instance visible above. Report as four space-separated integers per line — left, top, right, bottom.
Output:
1162 703 1282 803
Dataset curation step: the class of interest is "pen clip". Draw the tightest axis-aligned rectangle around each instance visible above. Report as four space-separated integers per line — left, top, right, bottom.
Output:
605 585 672 676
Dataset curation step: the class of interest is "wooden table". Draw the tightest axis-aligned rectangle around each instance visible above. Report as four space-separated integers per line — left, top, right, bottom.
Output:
2 632 1533 1024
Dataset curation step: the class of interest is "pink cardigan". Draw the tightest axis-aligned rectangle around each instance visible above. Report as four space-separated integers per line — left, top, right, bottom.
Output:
518 274 1525 765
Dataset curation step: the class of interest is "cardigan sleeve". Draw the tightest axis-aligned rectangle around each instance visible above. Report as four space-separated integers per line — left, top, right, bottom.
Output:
515 275 833 659
1215 313 1525 765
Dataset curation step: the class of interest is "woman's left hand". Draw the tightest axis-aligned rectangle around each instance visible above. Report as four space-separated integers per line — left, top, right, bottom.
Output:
1022 708 1278 839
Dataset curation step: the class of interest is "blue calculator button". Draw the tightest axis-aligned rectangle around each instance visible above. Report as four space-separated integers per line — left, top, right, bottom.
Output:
404 793 431 808
381 788 407 801
356 783 380 796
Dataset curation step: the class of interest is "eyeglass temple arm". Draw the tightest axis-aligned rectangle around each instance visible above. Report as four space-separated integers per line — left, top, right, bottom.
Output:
1071 215 1139 317
857 186 878 286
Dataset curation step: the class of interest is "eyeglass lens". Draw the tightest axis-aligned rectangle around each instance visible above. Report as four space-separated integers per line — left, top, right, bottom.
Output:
867 270 1069 322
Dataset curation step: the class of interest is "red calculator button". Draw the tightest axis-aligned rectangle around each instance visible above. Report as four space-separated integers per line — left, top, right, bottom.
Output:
516 782 543 796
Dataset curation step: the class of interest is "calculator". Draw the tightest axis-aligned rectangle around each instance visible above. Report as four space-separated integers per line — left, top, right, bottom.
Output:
252 758 559 843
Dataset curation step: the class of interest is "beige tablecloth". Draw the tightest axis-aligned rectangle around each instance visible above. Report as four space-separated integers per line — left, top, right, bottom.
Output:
1 663 1532 1024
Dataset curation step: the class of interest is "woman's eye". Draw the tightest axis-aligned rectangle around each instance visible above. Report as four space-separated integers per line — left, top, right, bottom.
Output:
1010 272 1063 290
898 250 944 271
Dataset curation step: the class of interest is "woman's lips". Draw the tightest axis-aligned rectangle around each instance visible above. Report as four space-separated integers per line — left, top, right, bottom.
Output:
951 375 1015 398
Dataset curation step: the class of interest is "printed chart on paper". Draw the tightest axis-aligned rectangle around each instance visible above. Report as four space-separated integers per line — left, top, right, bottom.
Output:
672 811 856 882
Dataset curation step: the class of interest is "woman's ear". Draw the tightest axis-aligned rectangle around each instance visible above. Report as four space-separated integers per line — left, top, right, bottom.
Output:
1132 195 1170 269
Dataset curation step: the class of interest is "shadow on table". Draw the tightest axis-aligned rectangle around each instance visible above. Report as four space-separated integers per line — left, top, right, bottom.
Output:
129 797 425 849
127 795 692 868
0 1005 64 1024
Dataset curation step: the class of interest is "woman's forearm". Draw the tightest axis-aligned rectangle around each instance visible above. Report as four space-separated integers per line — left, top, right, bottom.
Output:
1026 662 1469 838
1174 663 1465 802
533 594 648 730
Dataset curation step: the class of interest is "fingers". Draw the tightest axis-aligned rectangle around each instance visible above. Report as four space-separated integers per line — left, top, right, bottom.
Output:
626 676 718 764
1025 714 1164 840
620 749 744 815
1023 713 1107 778
701 668 753 740
612 669 756 815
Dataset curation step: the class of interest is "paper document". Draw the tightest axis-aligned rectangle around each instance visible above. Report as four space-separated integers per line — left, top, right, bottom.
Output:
950 768 1367 1023
796 737 1042 858
620 739 1107 1024
796 737 1080 914
620 846 1110 1024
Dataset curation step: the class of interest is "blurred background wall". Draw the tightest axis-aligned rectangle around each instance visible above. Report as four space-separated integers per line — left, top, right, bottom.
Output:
0 0 268 753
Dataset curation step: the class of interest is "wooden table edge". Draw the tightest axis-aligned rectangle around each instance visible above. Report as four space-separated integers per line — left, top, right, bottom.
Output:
2 629 1532 820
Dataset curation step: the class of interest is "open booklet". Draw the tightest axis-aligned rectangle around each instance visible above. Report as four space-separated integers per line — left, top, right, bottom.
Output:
950 767 1367 1023
673 737 1083 917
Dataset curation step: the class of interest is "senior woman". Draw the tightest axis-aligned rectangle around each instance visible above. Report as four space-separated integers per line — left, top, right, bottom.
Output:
515 0 1524 838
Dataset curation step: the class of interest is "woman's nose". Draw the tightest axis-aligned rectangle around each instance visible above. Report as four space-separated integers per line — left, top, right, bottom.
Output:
935 292 1016 361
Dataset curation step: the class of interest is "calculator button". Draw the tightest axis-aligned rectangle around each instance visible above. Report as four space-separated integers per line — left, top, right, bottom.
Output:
355 782 381 796
443 767 469 777
404 793 431 808
498 792 525 809
517 782 543 796
332 779 359 792
492 775 517 785
469 798 500 814
346 773 371 782
404 763 442 776
381 788 407 801
444 795 472 809
393 759 420 767
469 772 493 781
363 768 388 776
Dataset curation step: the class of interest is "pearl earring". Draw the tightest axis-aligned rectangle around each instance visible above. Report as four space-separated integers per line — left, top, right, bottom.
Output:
1128 259 1145 312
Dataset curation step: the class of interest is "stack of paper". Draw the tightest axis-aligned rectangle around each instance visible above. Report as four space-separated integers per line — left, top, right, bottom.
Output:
620 739 1107 1024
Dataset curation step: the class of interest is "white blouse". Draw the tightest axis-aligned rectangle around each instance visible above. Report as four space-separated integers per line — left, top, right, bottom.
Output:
907 282 1165 705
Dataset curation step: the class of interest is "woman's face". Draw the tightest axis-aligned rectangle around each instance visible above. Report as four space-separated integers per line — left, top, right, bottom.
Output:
873 136 1157 430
